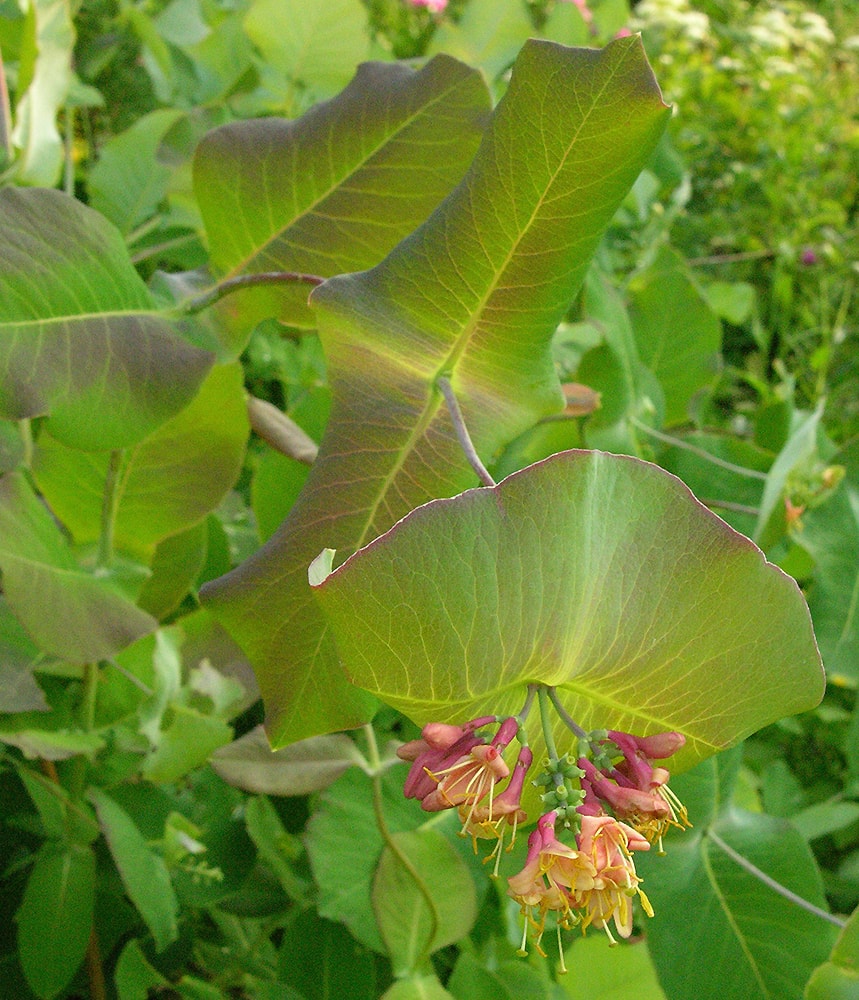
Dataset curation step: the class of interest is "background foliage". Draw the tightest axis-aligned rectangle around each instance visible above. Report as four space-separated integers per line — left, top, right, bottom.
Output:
0 0 857 998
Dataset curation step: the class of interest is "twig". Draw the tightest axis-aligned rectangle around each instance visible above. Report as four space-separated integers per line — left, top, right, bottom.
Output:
182 270 325 314
436 377 495 487
699 498 760 516
686 249 775 266
629 418 768 481
707 828 845 928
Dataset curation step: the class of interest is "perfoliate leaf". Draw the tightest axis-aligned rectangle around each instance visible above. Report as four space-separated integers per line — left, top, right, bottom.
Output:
312 450 824 774
0 188 213 449
193 55 490 337
202 37 671 747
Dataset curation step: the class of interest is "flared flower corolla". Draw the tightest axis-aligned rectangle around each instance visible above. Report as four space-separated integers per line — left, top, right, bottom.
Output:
422 742 510 811
573 814 652 942
459 745 532 859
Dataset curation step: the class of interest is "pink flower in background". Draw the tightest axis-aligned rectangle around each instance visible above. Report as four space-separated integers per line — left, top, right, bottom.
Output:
409 0 448 11
564 0 594 24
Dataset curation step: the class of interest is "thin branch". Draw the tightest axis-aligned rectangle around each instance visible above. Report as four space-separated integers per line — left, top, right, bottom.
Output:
85 926 107 1000
182 270 325 314
629 418 768 481
437 376 496 487
707 828 845 928
686 249 775 266
699 498 760 516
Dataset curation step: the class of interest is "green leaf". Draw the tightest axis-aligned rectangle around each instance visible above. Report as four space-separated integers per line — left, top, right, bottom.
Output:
448 952 558 1000
0 418 25 474
796 438 859 686
211 725 360 795
577 266 659 450
193 55 490 337
313 451 824 776
18 766 100 844
754 404 823 550
640 753 836 1000
277 907 379 1000
704 280 756 326
658 431 771 536
115 939 171 1000
8 0 73 186
16 842 95 1000
428 0 533 82
383 976 457 1000
793 801 859 843
137 521 208 619
202 37 671 747
90 788 179 953
305 766 427 953
243 795 310 901
0 725 105 760
628 246 722 427
244 0 370 117
559 936 667 999
141 704 233 783
0 472 157 662
373 828 477 976
0 598 48 713
540 1 591 48
0 188 213 449
805 906 859 1000
33 362 249 561
88 108 186 235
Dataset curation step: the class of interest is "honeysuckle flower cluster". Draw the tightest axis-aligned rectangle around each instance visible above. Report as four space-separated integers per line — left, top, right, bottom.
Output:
396 685 691 969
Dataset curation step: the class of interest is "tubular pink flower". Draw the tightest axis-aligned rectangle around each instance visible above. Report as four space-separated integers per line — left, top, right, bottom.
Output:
573 814 652 942
421 742 510 812
593 732 692 847
402 730 483 800
507 811 593 956
460 746 533 868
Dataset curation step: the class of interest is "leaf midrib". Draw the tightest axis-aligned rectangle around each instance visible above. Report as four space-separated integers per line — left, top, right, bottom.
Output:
701 835 772 998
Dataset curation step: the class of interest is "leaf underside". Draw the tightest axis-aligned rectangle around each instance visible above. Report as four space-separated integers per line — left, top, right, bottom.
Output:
313 450 824 775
